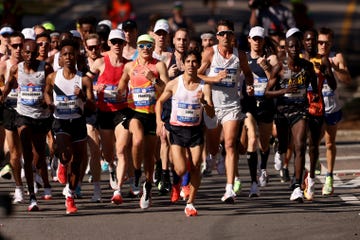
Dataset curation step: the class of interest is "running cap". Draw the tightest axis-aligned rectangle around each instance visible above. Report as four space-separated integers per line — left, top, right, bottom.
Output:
70 30 82 39
200 32 215 40
21 28 36 40
154 19 169 33
137 34 154 44
286 27 301 39
42 22 55 31
98 19 112 29
173 1 183 9
249 26 265 38
0 26 14 36
120 20 137 30
108 29 126 41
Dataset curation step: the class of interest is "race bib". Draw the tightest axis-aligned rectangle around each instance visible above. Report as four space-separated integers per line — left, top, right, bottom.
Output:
20 85 42 106
132 86 156 107
177 102 201 123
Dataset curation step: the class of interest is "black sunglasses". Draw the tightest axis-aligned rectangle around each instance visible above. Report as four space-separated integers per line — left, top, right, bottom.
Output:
11 43 23 49
110 39 125 45
37 41 49 47
87 45 99 51
217 30 234 36
318 41 330 46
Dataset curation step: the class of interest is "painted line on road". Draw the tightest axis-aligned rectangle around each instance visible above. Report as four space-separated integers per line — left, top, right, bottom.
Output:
340 0 357 48
338 194 360 204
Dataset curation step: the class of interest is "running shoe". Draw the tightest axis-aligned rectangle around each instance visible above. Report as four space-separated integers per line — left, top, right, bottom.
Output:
65 197 77 214
0 164 11 180
258 169 269 187
42 188 52 200
101 161 109 172
140 182 152 209
13 187 24 204
111 190 123 205
74 185 82 199
91 183 102 203
281 168 290 183
170 183 181 203
62 184 69 198
233 178 242 195
153 160 162 185
109 170 118 190
184 203 198 217
158 180 171 195
221 189 236 204
290 186 304 202
28 198 39 212
249 182 260 198
180 184 190 200
274 151 282 171
57 163 67 185
315 159 321 175
304 176 315 201
322 176 334 196
216 154 226 175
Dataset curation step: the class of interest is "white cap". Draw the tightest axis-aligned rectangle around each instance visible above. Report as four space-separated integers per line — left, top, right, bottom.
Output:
0 26 14 36
98 19 112 29
249 26 265 38
154 19 169 33
21 28 36 40
286 27 301 39
70 30 82 39
200 32 215 40
108 29 125 41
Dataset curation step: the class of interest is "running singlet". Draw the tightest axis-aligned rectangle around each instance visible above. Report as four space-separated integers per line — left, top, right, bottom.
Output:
53 69 84 120
170 75 204 127
277 60 309 115
17 61 50 119
207 45 241 109
322 52 341 114
4 60 18 109
96 55 127 112
307 56 324 116
127 59 159 114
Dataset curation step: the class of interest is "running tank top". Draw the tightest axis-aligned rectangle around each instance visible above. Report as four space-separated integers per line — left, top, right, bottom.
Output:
127 59 159 114
207 45 241 109
96 55 127 112
4 60 18 108
246 53 268 98
53 69 84 120
170 75 204 127
17 61 50 119
323 52 341 114
306 56 325 116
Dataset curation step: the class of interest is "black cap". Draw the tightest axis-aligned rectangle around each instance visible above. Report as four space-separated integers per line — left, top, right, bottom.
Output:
122 20 137 30
96 24 110 35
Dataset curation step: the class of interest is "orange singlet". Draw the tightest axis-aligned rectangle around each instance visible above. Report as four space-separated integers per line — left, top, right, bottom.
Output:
127 58 159 114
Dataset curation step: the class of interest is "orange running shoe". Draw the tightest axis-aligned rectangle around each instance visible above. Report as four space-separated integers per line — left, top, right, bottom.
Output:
65 197 77 214
184 204 198 217
57 163 67 185
180 184 190 200
170 183 181 203
111 191 123 205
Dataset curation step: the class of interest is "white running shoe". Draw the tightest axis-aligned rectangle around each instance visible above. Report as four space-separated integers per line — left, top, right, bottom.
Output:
249 182 260 198
274 151 283 171
221 189 236 203
290 186 304 202
109 170 118 190
258 169 269 187
140 182 152 209
304 177 315 201
13 187 24 204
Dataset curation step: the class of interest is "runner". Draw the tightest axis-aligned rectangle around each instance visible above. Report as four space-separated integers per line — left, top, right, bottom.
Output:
156 50 214 216
198 19 254 203
44 39 95 214
118 34 169 209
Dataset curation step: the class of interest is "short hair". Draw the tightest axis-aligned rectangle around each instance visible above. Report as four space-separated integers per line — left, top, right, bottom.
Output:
36 32 51 42
318 27 334 40
182 49 201 65
217 19 234 31
85 33 100 46
78 16 97 27
9 31 24 40
59 39 79 51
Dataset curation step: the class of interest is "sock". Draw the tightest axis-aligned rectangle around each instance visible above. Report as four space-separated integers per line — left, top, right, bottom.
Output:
172 170 180 185
326 172 333 178
247 151 258 183
181 171 190 186
226 183 233 192
260 149 270 170
134 169 142 187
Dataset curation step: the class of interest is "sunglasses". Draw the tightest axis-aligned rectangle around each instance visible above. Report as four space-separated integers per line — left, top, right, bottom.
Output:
110 39 125 45
318 41 330 46
11 43 23 49
217 30 234 36
37 41 49 47
138 43 153 49
87 45 99 51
